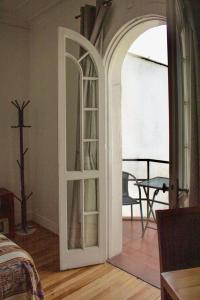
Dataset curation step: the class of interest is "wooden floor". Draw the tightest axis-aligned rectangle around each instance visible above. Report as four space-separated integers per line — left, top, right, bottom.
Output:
13 223 161 300
108 220 160 288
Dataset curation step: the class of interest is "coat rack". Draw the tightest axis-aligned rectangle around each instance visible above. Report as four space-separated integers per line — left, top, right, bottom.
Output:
11 100 33 234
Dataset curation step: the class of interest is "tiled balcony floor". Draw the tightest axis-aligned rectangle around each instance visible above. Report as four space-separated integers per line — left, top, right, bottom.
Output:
108 219 160 288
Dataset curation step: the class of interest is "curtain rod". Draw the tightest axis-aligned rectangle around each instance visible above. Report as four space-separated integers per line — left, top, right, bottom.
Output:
75 0 112 19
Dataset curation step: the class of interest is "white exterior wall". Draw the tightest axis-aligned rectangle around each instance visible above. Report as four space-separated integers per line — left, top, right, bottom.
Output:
122 53 169 217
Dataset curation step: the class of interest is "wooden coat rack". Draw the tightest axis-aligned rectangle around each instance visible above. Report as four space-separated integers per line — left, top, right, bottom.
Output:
11 100 33 234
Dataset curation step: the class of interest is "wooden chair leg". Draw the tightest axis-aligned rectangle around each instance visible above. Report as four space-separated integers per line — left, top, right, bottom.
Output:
161 285 172 300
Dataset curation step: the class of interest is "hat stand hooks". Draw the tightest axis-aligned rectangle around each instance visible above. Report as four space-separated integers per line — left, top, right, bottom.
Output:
11 100 35 235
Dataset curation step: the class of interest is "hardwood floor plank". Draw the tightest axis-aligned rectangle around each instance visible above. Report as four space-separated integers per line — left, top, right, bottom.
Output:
109 220 160 288
12 223 161 300
45 265 114 299
63 268 134 300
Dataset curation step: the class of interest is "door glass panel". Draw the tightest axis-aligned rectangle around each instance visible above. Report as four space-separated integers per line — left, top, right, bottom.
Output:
84 179 98 212
84 214 98 247
59 28 105 271
83 80 98 108
80 55 97 77
66 56 81 171
84 111 98 139
65 38 86 60
67 180 82 249
84 142 98 170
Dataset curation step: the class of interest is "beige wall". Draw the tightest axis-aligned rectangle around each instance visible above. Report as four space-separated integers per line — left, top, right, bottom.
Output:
29 0 94 233
103 0 166 52
29 0 167 234
0 24 30 223
0 0 167 234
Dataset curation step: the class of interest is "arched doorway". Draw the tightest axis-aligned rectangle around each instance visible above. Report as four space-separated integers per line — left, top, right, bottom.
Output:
104 16 166 259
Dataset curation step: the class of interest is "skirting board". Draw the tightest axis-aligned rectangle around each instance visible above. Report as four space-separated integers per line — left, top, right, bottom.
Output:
32 212 59 234
15 210 32 225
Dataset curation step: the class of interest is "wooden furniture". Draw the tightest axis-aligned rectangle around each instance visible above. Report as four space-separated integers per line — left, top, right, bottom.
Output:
161 267 200 300
0 188 15 238
156 207 200 300
11 100 33 233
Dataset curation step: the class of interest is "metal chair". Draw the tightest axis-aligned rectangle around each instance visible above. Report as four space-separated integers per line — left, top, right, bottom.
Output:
122 171 144 233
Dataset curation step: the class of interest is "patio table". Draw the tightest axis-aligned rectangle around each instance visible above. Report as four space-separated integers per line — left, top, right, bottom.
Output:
135 176 169 235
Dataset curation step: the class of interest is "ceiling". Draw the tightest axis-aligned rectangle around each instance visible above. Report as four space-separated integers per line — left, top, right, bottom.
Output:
1 0 199 30
0 0 27 12
0 0 63 27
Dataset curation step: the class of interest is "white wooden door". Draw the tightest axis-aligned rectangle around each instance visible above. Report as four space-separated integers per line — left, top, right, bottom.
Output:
58 27 106 270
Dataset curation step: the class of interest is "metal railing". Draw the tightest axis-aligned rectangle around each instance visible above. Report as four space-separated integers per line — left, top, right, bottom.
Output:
123 158 169 179
122 158 170 207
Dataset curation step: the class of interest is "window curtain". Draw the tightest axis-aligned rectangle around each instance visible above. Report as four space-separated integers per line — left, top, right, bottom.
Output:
68 1 112 249
167 0 200 207
177 0 200 207
186 2 200 206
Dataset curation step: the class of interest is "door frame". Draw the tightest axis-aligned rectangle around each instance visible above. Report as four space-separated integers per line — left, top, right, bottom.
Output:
103 16 166 258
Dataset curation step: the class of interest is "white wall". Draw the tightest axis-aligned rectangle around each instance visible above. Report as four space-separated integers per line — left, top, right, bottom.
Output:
122 53 169 217
122 54 169 160
29 0 94 233
0 24 30 223
103 0 166 53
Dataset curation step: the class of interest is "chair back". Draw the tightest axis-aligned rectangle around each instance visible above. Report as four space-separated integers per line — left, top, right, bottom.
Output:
122 172 130 197
156 207 200 273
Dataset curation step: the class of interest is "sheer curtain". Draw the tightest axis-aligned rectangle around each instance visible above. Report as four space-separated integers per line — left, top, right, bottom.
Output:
187 9 200 206
68 5 96 250
178 0 200 206
68 1 111 249
170 0 200 207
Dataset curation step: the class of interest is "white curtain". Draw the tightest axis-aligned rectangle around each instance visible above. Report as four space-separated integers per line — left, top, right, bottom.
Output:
171 0 200 207
178 0 200 206
68 2 111 249
188 21 200 206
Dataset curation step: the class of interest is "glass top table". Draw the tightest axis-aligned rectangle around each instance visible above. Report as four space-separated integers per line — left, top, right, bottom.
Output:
135 177 188 236
137 176 169 191
135 176 169 236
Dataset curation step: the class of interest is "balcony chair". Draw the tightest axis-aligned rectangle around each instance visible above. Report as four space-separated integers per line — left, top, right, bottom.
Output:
122 171 144 233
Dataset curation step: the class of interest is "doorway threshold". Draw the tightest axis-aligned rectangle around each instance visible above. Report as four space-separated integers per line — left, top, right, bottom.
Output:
108 220 160 288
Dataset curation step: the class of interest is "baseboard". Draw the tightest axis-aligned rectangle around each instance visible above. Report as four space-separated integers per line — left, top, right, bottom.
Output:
15 210 32 225
32 212 59 234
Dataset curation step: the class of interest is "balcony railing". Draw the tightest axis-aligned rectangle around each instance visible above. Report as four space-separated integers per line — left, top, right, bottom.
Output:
122 158 169 207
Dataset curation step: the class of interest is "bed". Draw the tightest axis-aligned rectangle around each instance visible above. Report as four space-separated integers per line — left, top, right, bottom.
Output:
0 233 44 300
